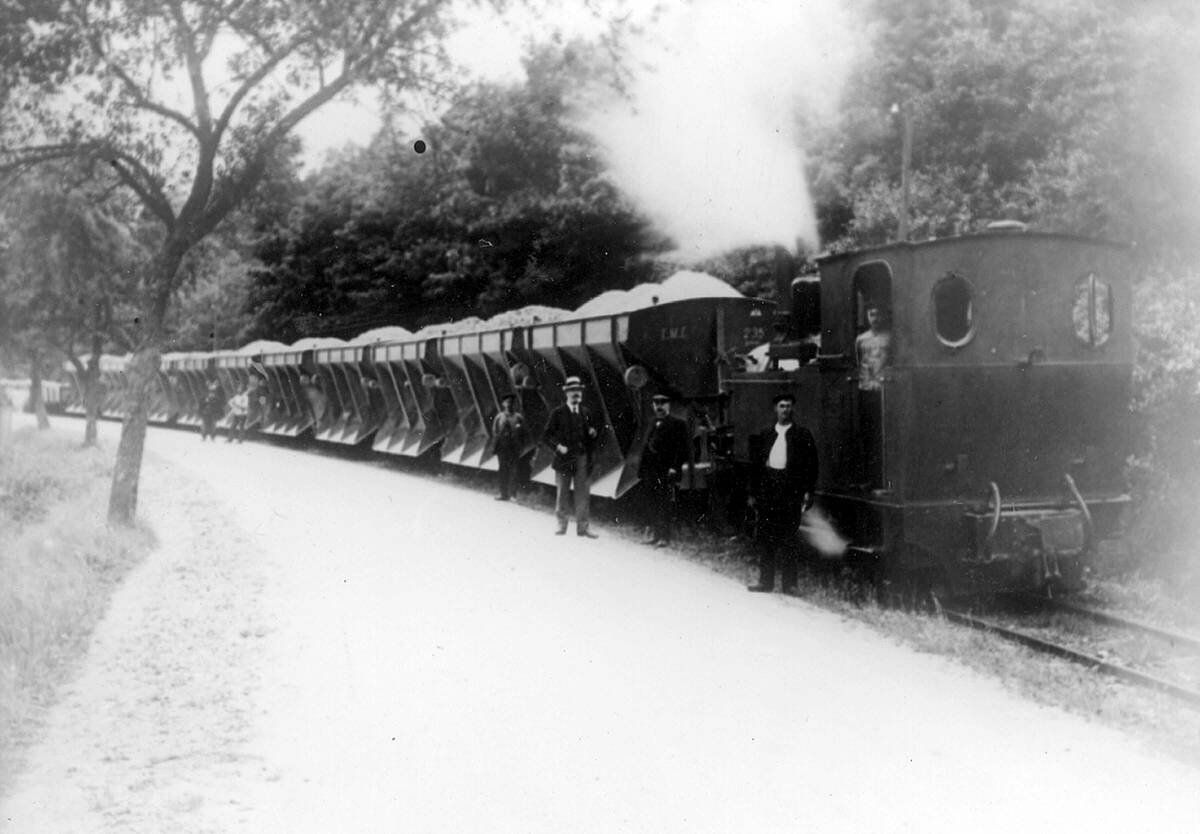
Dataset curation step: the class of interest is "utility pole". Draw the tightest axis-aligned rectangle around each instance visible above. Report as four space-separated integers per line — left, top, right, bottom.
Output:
892 103 914 242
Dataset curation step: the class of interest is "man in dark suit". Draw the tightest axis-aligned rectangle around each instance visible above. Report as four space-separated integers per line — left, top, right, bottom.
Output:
541 376 604 538
747 392 819 594
637 393 690 547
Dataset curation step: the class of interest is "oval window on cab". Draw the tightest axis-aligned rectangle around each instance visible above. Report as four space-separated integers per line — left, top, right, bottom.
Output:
933 273 976 348
1072 273 1112 348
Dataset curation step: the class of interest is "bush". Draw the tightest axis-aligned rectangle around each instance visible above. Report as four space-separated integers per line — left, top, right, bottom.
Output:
1126 268 1200 601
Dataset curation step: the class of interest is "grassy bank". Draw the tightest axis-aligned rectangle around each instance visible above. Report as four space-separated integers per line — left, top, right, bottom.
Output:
0 428 153 788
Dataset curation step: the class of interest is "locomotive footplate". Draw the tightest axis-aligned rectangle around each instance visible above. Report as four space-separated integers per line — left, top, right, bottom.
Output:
962 506 1091 593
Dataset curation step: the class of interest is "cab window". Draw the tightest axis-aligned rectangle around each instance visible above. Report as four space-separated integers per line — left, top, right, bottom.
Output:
933 273 975 348
1072 273 1112 348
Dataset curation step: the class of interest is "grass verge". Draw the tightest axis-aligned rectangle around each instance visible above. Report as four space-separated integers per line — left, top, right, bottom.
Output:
0 427 154 790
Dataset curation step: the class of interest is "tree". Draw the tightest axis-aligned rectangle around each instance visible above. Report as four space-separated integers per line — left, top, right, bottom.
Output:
0 166 144 444
245 43 666 340
809 0 1200 254
1 0 575 522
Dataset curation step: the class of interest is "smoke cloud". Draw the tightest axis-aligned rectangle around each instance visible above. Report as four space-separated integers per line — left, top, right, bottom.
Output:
582 0 857 259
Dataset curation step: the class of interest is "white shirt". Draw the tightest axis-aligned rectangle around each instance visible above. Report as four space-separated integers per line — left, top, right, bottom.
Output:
767 423 789 469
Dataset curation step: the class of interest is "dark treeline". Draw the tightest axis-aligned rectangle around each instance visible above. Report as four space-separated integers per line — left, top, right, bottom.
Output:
243 46 670 343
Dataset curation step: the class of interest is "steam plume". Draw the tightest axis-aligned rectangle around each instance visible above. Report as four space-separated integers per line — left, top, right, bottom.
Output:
583 0 856 258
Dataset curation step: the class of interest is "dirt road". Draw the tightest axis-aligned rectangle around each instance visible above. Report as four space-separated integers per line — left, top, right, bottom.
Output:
3 419 1198 832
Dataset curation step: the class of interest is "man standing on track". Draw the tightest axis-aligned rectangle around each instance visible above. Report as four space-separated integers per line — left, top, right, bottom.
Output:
747 392 818 594
638 392 690 547
541 376 604 538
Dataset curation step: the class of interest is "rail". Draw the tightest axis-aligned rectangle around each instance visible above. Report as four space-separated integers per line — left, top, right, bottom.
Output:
942 604 1200 709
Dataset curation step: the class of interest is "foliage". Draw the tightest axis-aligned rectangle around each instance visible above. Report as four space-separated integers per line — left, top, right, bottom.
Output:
168 240 259 351
0 0 564 521
810 0 1200 252
1126 268 1200 594
0 167 144 356
245 43 668 341
0 164 146 437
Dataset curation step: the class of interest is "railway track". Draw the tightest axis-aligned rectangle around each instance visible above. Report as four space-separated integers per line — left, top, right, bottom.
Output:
942 596 1200 709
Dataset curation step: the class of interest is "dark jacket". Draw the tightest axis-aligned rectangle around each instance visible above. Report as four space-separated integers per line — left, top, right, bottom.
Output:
748 422 818 499
638 414 690 481
492 410 528 457
200 389 225 421
542 403 603 474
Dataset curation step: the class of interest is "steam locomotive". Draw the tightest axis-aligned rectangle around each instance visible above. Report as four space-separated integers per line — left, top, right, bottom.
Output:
66 226 1133 596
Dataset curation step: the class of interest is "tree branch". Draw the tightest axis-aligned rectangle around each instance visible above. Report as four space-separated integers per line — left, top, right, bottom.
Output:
197 0 249 56
102 151 176 229
212 34 309 147
84 30 203 141
166 0 214 136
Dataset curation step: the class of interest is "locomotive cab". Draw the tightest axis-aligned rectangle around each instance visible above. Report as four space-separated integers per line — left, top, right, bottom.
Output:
815 229 1133 594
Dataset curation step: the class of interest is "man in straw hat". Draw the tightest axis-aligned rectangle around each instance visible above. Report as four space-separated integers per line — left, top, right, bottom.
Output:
637 392 690 547
541 375 604 537
746 392 818 594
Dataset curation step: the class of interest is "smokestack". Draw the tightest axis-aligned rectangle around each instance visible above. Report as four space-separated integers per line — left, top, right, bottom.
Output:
772 245 797 307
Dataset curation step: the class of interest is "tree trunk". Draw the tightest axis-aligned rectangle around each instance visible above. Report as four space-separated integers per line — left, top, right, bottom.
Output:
29 350 50 429
83 336 102 446
107 343 162 523
108 247 184 525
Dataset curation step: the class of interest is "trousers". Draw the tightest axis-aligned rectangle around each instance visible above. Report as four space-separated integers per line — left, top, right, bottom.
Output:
644 476 675 542
497 450 519 499
555 459 591 532
755 470 804 589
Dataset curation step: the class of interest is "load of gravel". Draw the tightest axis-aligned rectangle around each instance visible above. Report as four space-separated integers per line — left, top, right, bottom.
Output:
350 327 414 345
413 317 486 339
289 337 348 351
484 305 570 328
572 270 741 317
237 340 291 356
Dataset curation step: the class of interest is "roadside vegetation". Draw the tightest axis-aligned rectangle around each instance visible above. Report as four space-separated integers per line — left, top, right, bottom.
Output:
0 428 153 788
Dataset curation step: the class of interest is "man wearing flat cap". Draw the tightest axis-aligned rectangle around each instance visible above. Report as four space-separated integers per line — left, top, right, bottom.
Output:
541 375 605 537
746 392 818 593
492 392 527 501
637 392 690 547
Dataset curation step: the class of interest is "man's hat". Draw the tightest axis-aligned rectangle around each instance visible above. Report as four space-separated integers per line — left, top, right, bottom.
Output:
650 393 671 403
561 376 585 392
499 392 518 404
772 392 796 405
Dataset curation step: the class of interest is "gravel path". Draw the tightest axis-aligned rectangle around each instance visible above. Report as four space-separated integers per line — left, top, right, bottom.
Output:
1 435 268 832
2 420 1199 833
